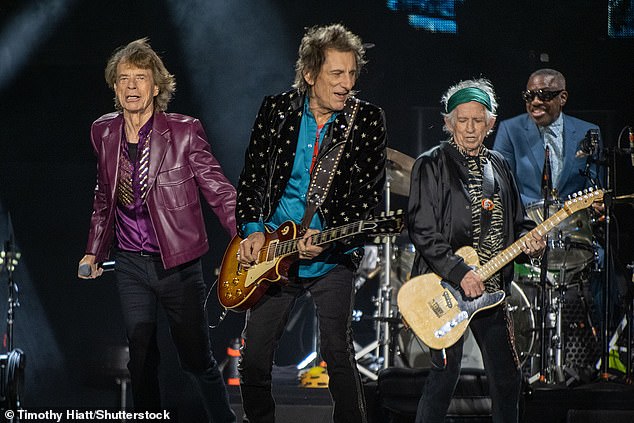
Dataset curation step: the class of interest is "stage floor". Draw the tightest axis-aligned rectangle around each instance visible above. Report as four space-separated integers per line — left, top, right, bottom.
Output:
227 366 634 423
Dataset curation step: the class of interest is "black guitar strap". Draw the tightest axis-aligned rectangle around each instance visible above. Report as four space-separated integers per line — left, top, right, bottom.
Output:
300 98 360 232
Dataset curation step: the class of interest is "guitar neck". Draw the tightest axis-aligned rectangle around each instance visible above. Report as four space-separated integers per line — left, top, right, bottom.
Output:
475 206 571 281
273 221 365 258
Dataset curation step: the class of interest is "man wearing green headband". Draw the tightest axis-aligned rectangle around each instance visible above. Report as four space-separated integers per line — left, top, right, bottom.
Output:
406 78 544 422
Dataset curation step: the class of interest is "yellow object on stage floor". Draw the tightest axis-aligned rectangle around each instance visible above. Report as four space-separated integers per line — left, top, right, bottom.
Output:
299 365 329 388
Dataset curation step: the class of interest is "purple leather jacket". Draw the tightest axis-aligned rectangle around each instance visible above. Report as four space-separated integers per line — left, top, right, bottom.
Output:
85 111 237 269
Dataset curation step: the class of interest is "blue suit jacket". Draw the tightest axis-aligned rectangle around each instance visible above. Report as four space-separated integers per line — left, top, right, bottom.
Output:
493 113 603 206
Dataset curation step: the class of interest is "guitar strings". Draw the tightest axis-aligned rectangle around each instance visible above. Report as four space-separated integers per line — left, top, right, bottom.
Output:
273 221 364 257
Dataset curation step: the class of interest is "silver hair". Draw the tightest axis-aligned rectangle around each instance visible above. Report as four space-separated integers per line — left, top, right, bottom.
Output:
440 78 498 136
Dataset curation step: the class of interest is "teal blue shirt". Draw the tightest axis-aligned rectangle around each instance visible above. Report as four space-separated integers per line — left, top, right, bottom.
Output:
243 98 338 278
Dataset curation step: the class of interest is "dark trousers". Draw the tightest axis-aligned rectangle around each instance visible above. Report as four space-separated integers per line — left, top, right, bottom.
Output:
114 251 236 423
238 264 367 423
415 304 521 423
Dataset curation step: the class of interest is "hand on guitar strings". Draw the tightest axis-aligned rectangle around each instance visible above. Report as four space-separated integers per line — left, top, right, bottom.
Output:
298 228 324 260
238 232 266 269
460 270 485 298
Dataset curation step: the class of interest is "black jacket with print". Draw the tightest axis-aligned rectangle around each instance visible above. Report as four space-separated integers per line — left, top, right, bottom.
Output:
236 90 387 248
407 141 535 294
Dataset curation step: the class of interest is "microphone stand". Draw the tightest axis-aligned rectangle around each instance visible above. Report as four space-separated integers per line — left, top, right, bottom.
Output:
539 146 553 383
600 164 613 381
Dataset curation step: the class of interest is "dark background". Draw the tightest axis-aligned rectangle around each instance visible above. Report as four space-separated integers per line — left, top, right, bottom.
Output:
0 0 633 412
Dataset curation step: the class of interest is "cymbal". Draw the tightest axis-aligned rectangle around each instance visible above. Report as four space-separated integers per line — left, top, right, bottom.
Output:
386 148 415 196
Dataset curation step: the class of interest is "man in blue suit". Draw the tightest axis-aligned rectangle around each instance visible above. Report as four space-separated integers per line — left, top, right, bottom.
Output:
493 69 610 365
493 68 602 205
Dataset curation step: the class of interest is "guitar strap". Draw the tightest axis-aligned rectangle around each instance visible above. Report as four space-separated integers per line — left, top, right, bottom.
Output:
479 155 495 245
300 98 360 232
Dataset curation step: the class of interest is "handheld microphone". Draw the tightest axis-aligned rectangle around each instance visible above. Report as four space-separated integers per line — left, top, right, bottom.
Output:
78 263 92 277
629 127 634 167
78 260 115 277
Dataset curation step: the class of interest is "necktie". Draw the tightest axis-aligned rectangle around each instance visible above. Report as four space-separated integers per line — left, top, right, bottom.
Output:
543 127 561 186
138 135 150 201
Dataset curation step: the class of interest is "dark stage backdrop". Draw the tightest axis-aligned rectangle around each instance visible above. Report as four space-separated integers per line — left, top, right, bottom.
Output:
0 0 633 411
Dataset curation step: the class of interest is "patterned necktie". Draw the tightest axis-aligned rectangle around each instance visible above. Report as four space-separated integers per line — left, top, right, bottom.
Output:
543 127 561 186
117 130 151 206
138 133 151 201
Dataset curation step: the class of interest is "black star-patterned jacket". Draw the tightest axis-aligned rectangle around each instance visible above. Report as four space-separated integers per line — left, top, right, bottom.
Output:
236 90 387 246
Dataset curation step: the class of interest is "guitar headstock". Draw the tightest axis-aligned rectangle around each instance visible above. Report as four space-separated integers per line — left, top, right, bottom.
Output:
363 209 406 242
563 187 604 214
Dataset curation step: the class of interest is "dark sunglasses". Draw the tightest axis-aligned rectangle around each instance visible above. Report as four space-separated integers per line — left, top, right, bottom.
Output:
521 89 564 102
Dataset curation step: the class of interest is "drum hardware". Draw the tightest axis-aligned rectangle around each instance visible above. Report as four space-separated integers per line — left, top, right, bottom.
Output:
515 268 599 386
0 226 26 413
527 161 601 384
355 148 413 379
626 263 634 384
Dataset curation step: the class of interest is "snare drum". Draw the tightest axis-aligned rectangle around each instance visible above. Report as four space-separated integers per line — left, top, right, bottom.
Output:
525 200 594 271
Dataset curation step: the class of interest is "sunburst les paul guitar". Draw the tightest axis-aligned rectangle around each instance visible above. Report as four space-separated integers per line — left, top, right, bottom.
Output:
397 188 604 350
218 211 405 311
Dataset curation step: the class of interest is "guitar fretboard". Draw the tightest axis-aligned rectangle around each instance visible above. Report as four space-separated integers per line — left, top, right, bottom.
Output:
475 193 599 281
271 221 365 258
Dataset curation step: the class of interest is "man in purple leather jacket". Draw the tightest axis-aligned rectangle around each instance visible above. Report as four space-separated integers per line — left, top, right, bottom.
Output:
77 38 236 422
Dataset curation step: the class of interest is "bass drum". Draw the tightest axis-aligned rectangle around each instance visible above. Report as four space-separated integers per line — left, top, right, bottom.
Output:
397 326 484 369
397 282 535 368
508 281 536 366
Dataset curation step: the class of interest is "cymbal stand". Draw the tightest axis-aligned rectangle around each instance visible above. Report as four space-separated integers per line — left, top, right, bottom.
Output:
0 240 19 352
627 263 633 384
548 266 569 384
379 181 394 368
354 181 398 380
0 236 26 412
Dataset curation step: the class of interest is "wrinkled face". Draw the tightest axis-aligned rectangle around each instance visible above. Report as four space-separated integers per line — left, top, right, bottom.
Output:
445 101 495 156
304 48 357 118
114 62 159 116
525 74 567 127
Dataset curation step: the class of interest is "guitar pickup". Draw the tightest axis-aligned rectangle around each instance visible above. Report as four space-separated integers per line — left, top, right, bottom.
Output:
434 311 468 338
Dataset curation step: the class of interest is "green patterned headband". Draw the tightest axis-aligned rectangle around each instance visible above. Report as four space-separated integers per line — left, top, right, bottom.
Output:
446 87 492 113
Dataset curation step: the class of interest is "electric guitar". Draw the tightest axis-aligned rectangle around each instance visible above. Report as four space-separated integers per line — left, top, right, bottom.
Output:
397 188 604 350
218 210 405 311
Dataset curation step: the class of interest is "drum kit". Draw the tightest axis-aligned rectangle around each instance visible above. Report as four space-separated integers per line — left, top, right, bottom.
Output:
353 148 602 384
